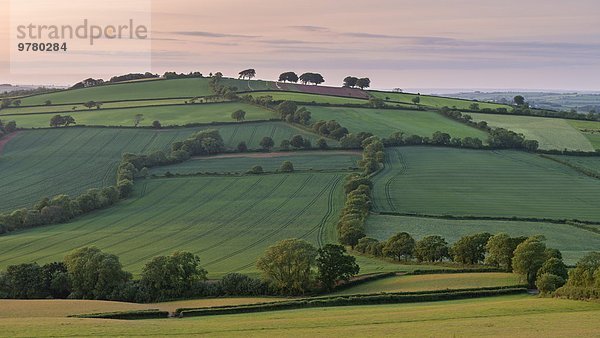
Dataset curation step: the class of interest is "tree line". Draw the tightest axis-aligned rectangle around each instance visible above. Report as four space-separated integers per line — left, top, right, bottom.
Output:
0 240 360 301
355 231 568 288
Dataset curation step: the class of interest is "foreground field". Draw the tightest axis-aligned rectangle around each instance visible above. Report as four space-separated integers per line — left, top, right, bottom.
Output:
6 102 275 128
149 151 361 175
0 174 345 276
2 295 599 337
332 273 521 295
308 106 488 139
372 147 600 222
470 113 596 151
366 215 600 264
0 297 287 318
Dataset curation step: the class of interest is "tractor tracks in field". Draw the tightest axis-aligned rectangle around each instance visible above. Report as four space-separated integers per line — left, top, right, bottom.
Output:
214 175 339 270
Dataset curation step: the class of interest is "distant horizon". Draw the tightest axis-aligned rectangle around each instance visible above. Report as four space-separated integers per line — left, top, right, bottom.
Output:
2 0 599 91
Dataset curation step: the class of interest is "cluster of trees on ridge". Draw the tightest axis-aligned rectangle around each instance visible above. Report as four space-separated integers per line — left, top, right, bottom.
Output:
343 76 371 89
0 241 359 300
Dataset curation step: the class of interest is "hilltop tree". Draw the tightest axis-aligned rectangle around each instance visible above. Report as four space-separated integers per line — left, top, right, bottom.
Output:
299 72 325 85
383 232 415 261
256 239 317 294
231 109 246 122
278 72 298 83
316 244 359 291
356 78 371 89
134 113 144 127
259 136 275 151
239 69 256 80
343 76 358 88
514 95 525 105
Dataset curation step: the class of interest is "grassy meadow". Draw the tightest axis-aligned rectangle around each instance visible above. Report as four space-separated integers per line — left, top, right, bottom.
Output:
372 147 600 221
246 91 369 105
369 91 509 110
365 215 600 264
470 113 595 151
1 295 599 337
332 273 521 295
308 106 489 139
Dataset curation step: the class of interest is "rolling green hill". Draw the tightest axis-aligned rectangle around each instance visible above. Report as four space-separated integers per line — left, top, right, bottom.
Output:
18 78 214 105
308 106 488 139
372 147 600 221
0 123 328 211
3 103 276 128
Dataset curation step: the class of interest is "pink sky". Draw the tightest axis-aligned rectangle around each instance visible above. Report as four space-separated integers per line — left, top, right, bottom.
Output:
1 0 600 90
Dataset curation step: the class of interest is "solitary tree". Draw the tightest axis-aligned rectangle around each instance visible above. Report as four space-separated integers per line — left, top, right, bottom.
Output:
290 135 305 148
279 160 294 172
412 96 421 104
278 72 298 83
514 95 525 105
152 120 162 129
237 141 248 152
256 239 317 294
316 244 359 291
134 114 144 127
343 76 358 88
259 136 275 151
239 69 256 80
231 109 246 121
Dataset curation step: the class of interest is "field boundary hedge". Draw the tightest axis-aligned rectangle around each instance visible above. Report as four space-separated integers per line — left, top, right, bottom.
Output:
177 287 527 318
376 211 600 234
539 154 600 179
71 309 169 320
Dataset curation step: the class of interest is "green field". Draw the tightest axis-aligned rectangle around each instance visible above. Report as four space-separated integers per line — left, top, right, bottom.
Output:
470 113 595 151
0 123 327 211
18 78 214 105
149 151 361 175
372 147 600 221
365 215 600 264
567 119 600 150
547 154 600 175
369 91 509 110
247 91 369 105
332 273 521 295
308 106 488 139
1 295 599 337
0 174 346 276
0 98 191 115
5 103 275 128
